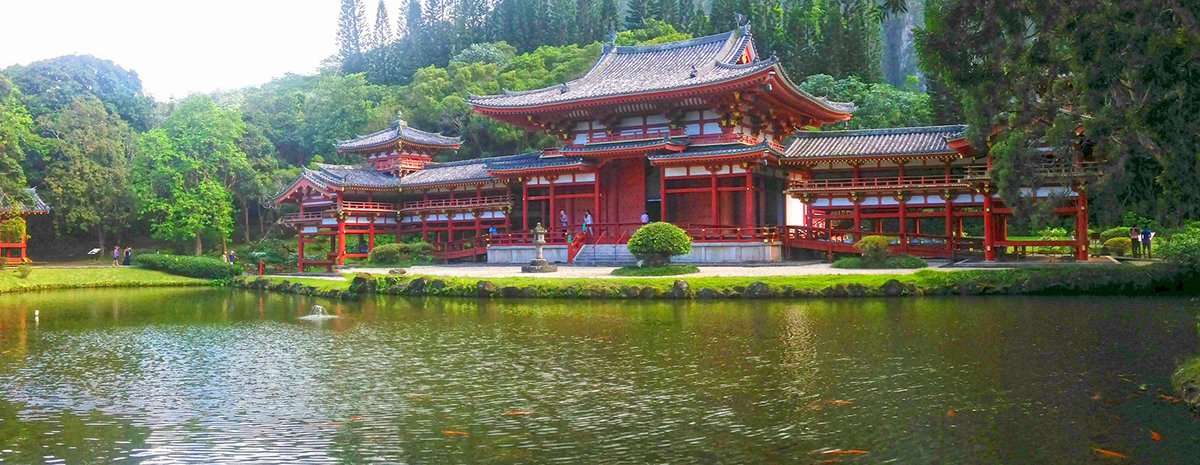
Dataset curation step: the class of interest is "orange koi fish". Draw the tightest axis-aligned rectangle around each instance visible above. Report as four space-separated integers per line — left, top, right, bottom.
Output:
829 400 854 406
442 430 470 436
1091 447 1127 459
1150 430 1162 441
820 449 869 455
503 409 534 416
947 409 956 418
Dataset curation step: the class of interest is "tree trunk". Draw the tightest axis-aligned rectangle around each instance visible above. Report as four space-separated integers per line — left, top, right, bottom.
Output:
242 198 251 244
194 231 203 256
258 204 265 237
97 228 105 250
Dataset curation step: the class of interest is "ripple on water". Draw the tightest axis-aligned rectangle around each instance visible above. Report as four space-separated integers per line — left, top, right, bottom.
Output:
0 291 1199 463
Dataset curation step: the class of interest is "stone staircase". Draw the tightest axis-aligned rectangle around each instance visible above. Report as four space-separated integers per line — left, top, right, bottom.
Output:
573 244 638 266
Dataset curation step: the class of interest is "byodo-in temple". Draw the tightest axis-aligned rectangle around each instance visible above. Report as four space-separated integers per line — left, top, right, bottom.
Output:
0 188 48 263
275 25 1100 270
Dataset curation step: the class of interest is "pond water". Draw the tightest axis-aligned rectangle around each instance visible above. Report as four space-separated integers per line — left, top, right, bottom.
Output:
0 289 1198 464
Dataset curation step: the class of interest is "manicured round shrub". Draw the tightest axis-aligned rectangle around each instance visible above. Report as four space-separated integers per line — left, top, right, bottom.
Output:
1099 227 1130 244
627 222 692 267
1103 237 1131 256
854 235 894 264
1160 229 1200 268
367 242 433 264
133 254 242 279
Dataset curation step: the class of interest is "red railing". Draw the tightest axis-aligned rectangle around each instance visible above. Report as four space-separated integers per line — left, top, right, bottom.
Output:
779 225 986 259
680 224 778 242
788 175 970 192
340 201 398 212
584 127 685 145
567 231 588 264
376 157 429 172
432 236 489 260
400 195 512 212
282 211 327 224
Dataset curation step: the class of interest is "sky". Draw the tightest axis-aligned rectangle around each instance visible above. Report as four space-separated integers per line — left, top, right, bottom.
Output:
0 0 359 100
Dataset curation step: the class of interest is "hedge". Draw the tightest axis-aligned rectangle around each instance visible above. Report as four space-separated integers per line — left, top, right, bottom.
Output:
627 222 692 266
1103 237 1131 256
1099 227 1130 244
368 242 433 265
133 254 243 279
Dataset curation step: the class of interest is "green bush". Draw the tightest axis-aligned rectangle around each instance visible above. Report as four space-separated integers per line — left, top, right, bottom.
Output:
14 264 31 279
832 253 927 269
1160 229 1200 268
367 242 434 265
627 222 693 266
854 235 894 264
133 254 242 279
1103 237 1132 256
611 264 699 276
1099 227 1130 244
236 238 297 268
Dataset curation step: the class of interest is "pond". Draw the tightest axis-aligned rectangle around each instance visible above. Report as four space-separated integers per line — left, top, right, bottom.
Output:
0 289 1198 463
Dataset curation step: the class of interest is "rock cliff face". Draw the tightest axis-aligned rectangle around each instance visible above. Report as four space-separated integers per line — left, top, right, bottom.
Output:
881 0 925 88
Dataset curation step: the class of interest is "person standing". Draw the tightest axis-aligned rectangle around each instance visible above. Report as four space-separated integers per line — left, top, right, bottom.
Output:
640 211 650 224
1141 227 1154 259
583 210 593 232
1130 227 1141 257
122 247 132 266
559 210 569 229
112 246 121 267
228 250 237 265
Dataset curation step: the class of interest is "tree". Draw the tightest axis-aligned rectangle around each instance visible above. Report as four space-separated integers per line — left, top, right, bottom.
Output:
370 0 393 49
625 0 652 29
38 97 137 247
3 55 154 131
133 96 248 255
301 73 375 161
917 0 1200 225
337 0 369 72
799 74 932 129
0 76 36 201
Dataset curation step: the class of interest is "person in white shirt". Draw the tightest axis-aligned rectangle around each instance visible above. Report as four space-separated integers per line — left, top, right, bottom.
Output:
583 210 593 232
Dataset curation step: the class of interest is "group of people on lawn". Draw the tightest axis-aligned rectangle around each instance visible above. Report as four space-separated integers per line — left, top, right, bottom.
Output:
110 246 132 266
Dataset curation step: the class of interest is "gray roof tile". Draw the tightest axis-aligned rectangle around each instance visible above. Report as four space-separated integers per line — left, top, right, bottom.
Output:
470 27 852 114
336 121 462 152
783 125 968 159
0 188 49 213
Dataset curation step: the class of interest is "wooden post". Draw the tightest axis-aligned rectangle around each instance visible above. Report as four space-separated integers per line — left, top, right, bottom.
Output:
898 192 907 253
522 179 529 232
548 176 556 231
852 195 863 242
983 185 996 261
658 167 667 221
336 215 347 266
743 168 754 230
593 169 602 225
710 167 719 225
1075 184 1089 260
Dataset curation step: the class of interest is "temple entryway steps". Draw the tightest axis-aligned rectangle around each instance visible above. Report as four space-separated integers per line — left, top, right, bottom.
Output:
573 244 638 266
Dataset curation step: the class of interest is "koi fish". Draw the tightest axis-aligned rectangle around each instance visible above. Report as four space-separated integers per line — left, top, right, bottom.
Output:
1091 447 1127 459
1157 394 1182 404
829 400 854 406
947 409 956 418
1091 392 1102 401
442 430 470 436
503 409 534 416
321 422 343 427
350 415 365 421
1150 430 1162 441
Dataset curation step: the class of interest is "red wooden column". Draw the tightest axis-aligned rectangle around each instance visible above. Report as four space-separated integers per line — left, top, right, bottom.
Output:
852 193 863 242
297 201 306 271
593 170 602 225
983 185 996 261
368 216 376 251
709 167 719 225
898 192 908 252
1075 184 1089 260
522 179 529 232
943 191 955 254
421 213 428 242
658 167 667 221
547 176 557 231
475 186 483 237
743 167 754 229
336 215 347 266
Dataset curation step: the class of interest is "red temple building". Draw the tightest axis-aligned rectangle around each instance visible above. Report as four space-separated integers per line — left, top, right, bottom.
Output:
276 25 1096 269
0 188 48 263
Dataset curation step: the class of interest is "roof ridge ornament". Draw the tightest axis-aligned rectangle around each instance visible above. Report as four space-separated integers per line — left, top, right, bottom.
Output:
394 110 407 128
606 28 617 45
559 82 568 94
689 64 698 78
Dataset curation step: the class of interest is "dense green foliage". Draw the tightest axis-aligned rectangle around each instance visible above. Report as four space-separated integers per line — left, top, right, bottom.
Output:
1159 229 1200 269
1099 227 1130 244
1103 237 1131 256
833 254 928 269
627 222 692 266
853 235 893 264
367 241 434 264
611 264 700 276
133 253 243 279
3 55 154 131
918 0 1200 226
0 76 36 200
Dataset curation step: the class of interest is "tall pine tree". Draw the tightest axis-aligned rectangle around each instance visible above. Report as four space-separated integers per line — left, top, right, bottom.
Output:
370 0 393 49
337 0 368 72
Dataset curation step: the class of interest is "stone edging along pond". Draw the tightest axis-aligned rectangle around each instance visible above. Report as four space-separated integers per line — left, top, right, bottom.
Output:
231 264 1200 301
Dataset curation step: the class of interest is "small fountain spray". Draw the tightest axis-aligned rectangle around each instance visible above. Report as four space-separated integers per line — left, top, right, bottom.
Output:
299 305 337 321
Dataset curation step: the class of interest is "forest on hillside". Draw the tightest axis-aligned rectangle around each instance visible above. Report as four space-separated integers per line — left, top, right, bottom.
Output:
0 0 1194 256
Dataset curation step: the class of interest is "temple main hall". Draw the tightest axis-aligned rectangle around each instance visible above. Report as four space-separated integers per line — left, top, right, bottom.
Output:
275 26 1095 270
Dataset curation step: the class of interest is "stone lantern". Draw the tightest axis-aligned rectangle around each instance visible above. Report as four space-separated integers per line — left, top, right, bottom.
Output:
521 223 558 273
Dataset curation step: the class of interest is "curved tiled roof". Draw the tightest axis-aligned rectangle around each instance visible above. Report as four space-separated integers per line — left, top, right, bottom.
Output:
0 188 49 213
648 141 780 162
560 137 689 154
306 163 402 189
400 152 589 187
336 121 462 152
470 26 852 115
783 125 969 159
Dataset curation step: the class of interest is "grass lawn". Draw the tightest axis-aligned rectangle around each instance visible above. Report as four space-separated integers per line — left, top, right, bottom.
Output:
611 264 700 277
260 276 351 291
0 266 208 292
